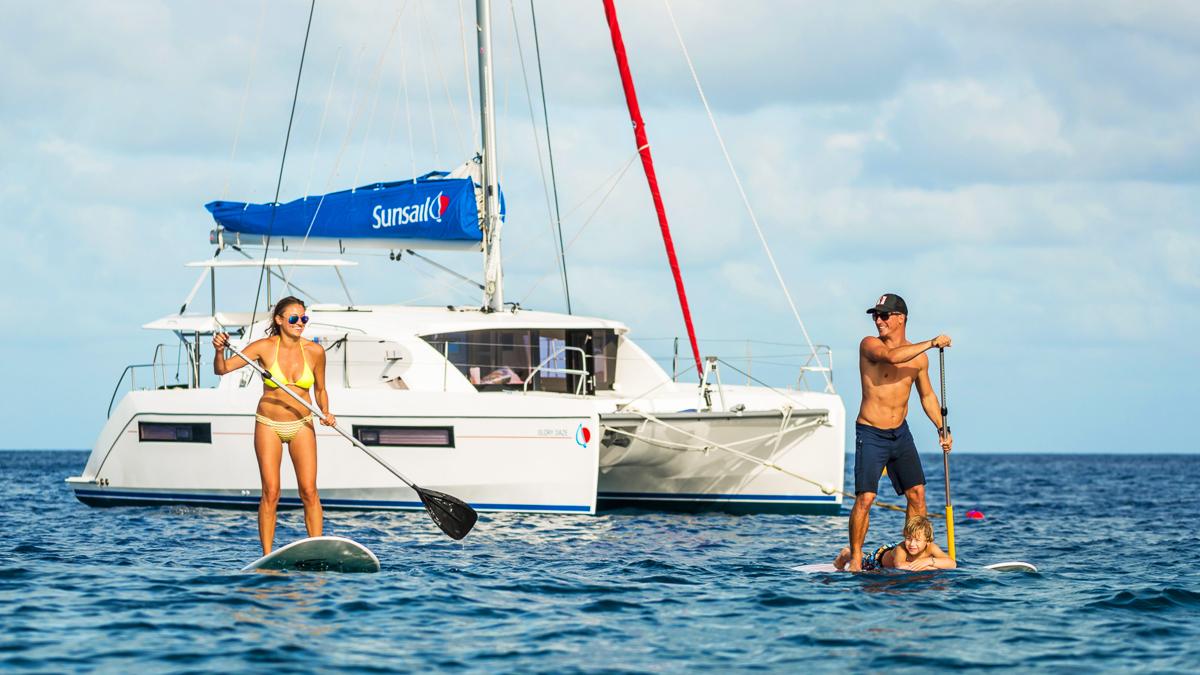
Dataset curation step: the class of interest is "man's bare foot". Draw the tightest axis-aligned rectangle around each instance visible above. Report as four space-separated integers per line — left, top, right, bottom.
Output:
847 556 863 572
834 547 851 570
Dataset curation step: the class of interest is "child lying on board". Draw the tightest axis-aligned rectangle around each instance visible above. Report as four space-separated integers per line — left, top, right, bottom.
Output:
834 515 957 571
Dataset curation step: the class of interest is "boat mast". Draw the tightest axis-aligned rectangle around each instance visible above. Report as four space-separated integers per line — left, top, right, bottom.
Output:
602 0 703 378
477 0 504 312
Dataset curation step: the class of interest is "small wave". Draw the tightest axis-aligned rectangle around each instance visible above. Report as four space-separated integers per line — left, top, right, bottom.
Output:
1087 587 1200 612
756 590 818 608
580 599 646 613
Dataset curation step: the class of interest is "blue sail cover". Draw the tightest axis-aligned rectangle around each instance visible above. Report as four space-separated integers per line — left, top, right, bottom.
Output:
205 172 499 245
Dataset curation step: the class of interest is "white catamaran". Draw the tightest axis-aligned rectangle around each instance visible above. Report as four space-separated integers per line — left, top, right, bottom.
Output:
68 0 846 516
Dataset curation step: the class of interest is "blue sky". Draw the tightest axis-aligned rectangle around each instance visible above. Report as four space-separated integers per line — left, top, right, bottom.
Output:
1 1 1196 453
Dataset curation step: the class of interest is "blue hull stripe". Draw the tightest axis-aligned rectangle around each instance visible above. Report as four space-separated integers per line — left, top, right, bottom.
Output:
598 491 839 503
72 489 591 513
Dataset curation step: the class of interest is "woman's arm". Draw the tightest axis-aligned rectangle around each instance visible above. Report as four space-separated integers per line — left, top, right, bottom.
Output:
213 333 254 375
312 345 336 426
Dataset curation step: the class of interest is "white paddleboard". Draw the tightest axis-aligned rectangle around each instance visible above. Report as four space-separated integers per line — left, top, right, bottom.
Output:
792 563 840 573
242 536 381 573
793 561 1038 574
983 561 1037 573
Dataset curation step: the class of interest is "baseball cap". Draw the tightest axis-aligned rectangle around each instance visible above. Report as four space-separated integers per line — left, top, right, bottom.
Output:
866 293 908 315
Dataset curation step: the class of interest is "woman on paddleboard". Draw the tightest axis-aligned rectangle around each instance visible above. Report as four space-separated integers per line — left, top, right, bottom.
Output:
212 296 334 555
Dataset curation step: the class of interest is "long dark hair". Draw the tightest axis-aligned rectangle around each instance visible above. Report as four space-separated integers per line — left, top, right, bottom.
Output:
266 296 306 337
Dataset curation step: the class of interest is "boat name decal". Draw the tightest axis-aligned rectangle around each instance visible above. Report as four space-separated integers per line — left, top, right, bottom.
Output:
372 192 450 229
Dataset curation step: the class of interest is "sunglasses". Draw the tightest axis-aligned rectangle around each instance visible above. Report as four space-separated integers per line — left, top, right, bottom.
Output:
287 314 310 325
872 312 894 321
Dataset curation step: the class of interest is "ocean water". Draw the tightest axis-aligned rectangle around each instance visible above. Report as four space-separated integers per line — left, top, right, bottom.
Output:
1 451 1197 673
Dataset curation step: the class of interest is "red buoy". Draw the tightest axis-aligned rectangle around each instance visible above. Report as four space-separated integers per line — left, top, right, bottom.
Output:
966 510 985 520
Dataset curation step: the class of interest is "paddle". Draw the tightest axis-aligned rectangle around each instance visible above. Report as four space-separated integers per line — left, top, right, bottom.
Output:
939 347 956 561
224 342 478 540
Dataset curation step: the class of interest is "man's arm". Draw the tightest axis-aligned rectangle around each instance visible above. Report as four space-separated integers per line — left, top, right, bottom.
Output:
860 334 950 365
916 364 953 452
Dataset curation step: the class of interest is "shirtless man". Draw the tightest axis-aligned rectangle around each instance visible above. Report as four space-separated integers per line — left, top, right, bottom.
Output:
847 293 953 572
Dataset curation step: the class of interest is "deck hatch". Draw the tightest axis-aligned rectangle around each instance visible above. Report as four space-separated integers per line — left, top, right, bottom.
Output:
352 425 455 448
137 421 212 443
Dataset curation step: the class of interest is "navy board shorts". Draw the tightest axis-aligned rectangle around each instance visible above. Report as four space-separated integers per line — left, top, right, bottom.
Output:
855 421 926 496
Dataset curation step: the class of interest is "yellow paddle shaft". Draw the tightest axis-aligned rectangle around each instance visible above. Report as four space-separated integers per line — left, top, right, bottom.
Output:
945 503 956 561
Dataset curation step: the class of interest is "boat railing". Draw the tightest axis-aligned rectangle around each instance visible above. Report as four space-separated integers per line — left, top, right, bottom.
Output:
522 346 590 396
106 344 201 417
107 364 154 418
795 345 834 393
642 338 834 391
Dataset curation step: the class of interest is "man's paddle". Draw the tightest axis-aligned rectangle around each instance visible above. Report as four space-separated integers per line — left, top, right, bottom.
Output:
225 342 478 540
939 347 956 560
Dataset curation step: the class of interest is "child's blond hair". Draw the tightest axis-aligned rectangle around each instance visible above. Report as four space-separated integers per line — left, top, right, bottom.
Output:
904 515 935 541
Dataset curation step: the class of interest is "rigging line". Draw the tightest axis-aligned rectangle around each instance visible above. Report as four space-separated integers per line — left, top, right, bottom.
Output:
401 256 480 302
518 147 643 303
602 417 823 454
457 0 479 149
283 41 369 263
614 360 698 410
384 22 407 176
404 249 485 290
399 17 417 178
296 14 402 259
178 248 220 314
229 247 320 302
415 2 441 166
713 357 814 410
221 0 269 201
558 147 642 222
353 4 406 188
304 47 344 197
661 0 832 391
283 47 346 291
508 0 570 313
425 1 469 159
529 0 571 314
248 0 317 335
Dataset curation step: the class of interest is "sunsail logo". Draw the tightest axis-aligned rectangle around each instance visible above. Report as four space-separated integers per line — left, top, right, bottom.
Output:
371 192 450 229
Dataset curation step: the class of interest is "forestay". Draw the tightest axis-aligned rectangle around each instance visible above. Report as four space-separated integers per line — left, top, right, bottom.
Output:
206 171 503 250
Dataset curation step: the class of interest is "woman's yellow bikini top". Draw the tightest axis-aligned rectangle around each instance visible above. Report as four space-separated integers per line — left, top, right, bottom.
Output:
265 337 315 390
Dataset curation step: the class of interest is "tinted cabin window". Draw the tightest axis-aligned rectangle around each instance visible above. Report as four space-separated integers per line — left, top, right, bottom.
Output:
138 422 212 443
422 328 617 393
353 426 454 447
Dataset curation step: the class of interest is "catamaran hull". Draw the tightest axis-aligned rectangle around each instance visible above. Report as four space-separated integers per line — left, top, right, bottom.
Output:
596 402 845 514
70 388 845 515
68 389 600 514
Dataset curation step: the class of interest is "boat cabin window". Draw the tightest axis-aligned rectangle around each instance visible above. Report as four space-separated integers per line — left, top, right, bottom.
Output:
138 421 212 443
352 425 454 447
420 328 617 394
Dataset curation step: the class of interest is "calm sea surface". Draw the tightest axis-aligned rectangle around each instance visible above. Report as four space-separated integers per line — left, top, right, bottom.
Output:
1 451 1197 672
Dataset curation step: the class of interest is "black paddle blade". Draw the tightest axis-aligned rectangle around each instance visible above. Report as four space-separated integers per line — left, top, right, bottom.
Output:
417 487 478 540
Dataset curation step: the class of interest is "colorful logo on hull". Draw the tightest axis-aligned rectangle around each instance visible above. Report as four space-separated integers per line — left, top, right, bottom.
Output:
575 424 591 448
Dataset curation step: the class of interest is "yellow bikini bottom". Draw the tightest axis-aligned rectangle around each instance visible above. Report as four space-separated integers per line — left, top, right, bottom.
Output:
256 414 314 443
